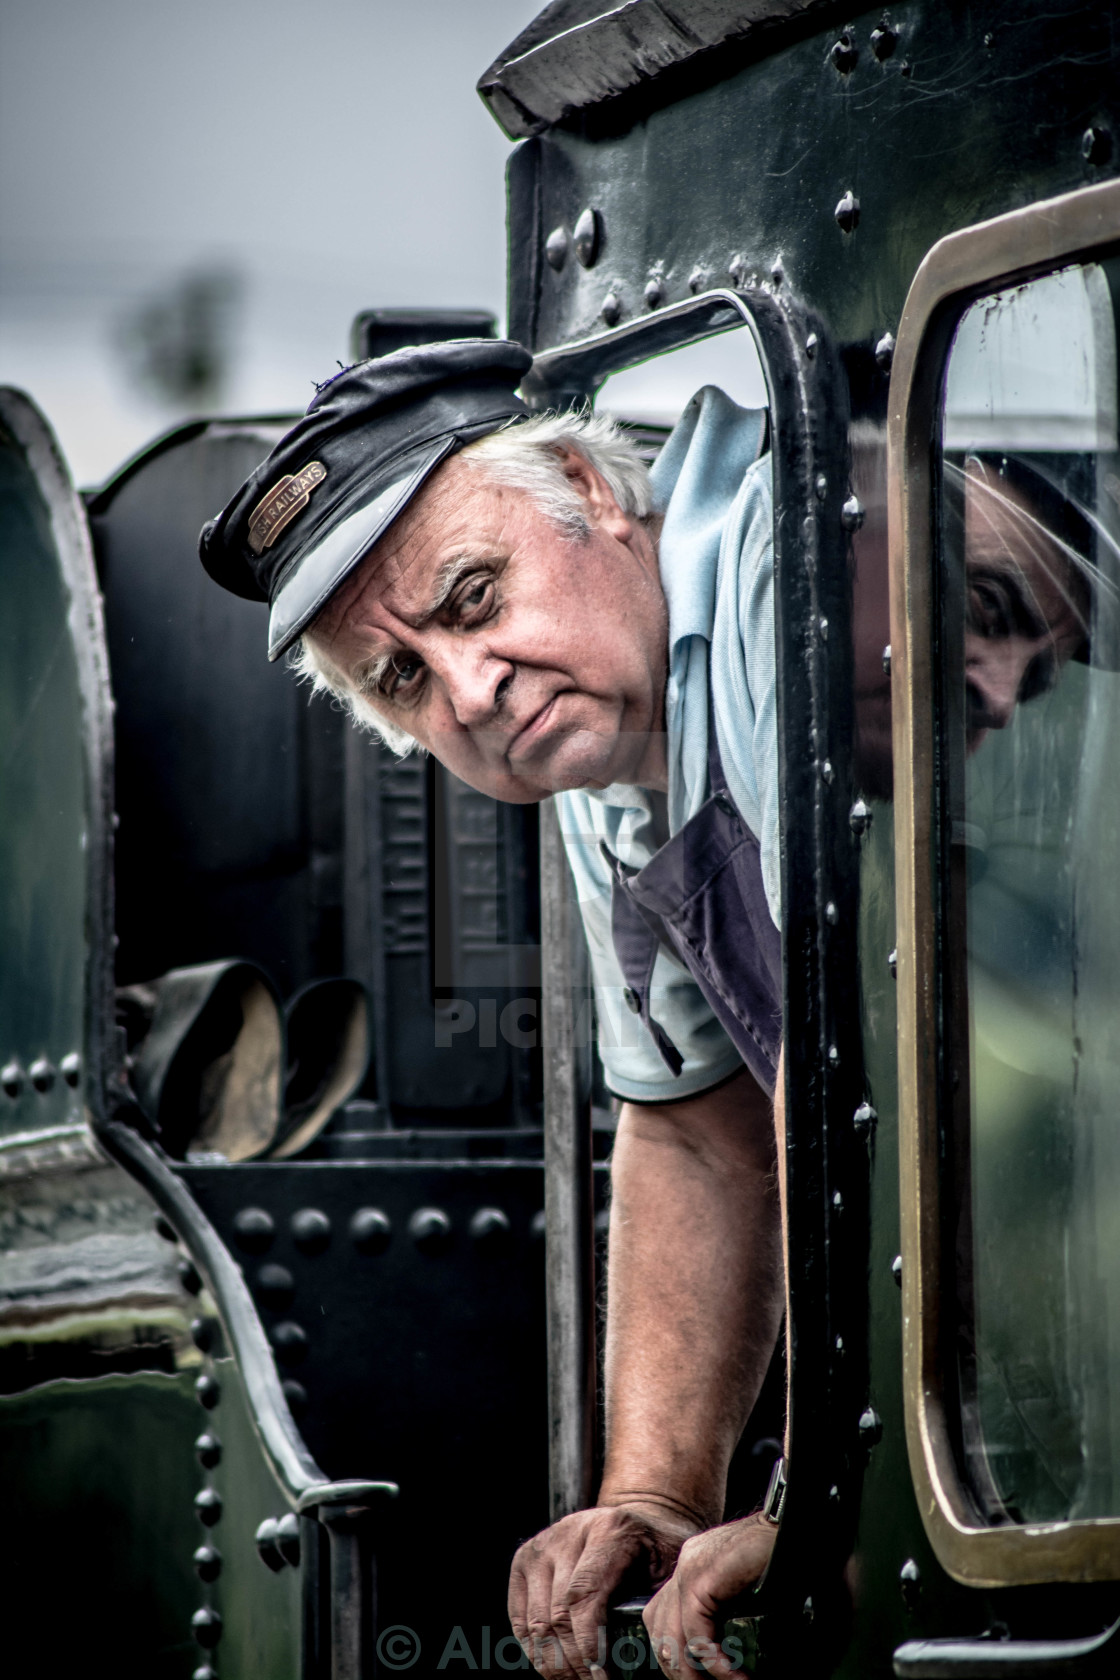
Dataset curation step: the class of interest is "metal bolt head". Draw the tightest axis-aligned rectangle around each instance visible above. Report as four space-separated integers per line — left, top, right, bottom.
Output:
572 207 600 267
545 226 568 270
870 22 898 60
60 1052 81 1087
859 1406 883 1446
825 900 838 925
802 1596 815 1623
829 1483 841 1504
29 1058 56 1094
195 1374 220 1411
644 275 665 308
190 1316 213 1354
232 1206 275 1255
892 1253 903 1287
770 259 784 285
350 1207 392 1255
882 643 892 676
830 32 859 72
849 798 873 836
195 1432 222 1469
815 473 828 502
834 190 861 233
828 1044 840 1069
193 1544 222 1583
874 331 895 371
1083 126 1113 166
841 493 865 531
832 1190 843 1213
179 1259 202 1296
470 1206 511 1246
282 1378 308 1417
1 1061 23 1099
888 947 898 979
154 1213 178 1243
271 1321 309 1367
409 1207 452 1253
277 1511 301 1568
256 1263 295 1310
821 759 834 785
530 1209 546 1241
255 1516 286 1572
688 265 709 295
805 331 819 358
290 1207 331 1254
192 1609 223 1652
728 253 748 287
601 290 622 326
819 615 829 640
900 1558 922 1608
853 1101 878 1135
194 1487 223 1526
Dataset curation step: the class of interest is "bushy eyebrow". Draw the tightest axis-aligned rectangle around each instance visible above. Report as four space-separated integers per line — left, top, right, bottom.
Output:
350 551 497 699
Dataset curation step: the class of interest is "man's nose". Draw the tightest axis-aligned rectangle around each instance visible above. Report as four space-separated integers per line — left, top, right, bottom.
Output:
964 637 1031 732
437 641 514 729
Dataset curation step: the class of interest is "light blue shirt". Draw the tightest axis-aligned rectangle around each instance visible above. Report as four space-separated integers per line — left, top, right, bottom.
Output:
556 386 778 1103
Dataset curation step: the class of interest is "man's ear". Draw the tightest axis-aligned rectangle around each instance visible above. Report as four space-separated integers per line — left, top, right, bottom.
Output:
558 447 633 539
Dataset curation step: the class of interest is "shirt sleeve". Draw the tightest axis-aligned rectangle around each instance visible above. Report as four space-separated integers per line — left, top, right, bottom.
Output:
554 789 745 1103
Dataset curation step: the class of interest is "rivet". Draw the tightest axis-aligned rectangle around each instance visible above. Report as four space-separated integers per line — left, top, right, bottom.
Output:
179 1260 203 1296
530 1209 546 1241
192 1607 223 1650
470 1207 511 1245
194 1432 222 1469
875 331 895 372
644 275 665 308
828 1044 840 1068
194 1487 223 1527
900 1558 922 1608
232 1207 275 1255
111 811 121 831
815 473 828 502
803 1597 815 1623
835 1334 844 1353
1083 126 1113 166
882 643 892 676
841 493 865 531
830 31 859 72
829 1484 841 1504
193 1669 217 1680
825 901 838 924
622 986 641 1015
193 1544 222 1583
255 1516 286 1572
805 331 819 358
821 760 834 784
900 59 912 77
290 1208 331 1254
853 1101 878 1135
728 253 748 287
29 1058 56 1094
409 1207 452 1253
60 1052 81 1087
892 1254 903 1287
277 1511 301 1568
849 799 872 836
195 1374 220 1411
282 1378 308 1417
888 947 898 979
818 615 829 639
545 226 568 271
832 1190 843 1212
688 265 709 294
859 1406 883 1445
983 31 995 48
573 207 600 267
271 1321 309 1367
1 1061 24 1099
770 259 784 285
601 289 622 326
154 1213 178 1243
256 1263 295 1310
350 1207 392 1255
834 190 860 233
191 1316 214 1353
870 22 898 60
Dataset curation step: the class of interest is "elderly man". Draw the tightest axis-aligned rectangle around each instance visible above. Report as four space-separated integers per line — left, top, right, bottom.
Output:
201 338 790 1677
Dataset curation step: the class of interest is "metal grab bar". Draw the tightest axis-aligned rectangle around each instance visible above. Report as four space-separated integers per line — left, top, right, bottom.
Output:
894 1619 1120 1677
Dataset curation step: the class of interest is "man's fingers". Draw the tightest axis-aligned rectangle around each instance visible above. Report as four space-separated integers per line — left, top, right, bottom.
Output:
565 1534 642 1673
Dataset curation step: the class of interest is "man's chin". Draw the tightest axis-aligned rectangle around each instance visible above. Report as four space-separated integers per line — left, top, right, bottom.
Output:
510 728 622 796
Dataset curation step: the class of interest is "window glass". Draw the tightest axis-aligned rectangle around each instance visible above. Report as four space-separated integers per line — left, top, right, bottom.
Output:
939 261 1120 1523
595 326 767 430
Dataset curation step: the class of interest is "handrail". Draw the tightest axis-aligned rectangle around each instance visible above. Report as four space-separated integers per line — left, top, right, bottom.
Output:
894 1618 1120 1677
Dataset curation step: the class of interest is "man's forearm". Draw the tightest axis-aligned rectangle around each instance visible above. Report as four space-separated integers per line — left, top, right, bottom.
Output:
597 1069 784 1528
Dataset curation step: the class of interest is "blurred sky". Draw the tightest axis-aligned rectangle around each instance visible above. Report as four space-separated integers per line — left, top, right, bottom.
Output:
0 0 541 485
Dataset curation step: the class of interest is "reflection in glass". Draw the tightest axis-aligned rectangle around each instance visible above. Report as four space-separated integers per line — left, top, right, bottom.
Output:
940 262 1120 1523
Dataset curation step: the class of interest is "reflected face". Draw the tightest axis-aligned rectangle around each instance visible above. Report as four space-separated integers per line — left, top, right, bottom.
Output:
963 461 1088 753
309 450 670 803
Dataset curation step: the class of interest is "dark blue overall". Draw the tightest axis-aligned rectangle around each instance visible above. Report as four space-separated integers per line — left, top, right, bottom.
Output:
601 724 782 1098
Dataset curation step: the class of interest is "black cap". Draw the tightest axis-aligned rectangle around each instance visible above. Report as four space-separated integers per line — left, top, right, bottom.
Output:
199 338 533 661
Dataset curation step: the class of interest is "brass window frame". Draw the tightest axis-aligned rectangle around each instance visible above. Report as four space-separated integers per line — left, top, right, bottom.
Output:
889 176 1120 1588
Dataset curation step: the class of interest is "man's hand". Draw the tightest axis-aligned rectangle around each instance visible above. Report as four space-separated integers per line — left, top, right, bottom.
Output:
509 1502 700 1680
642 1515 777 1680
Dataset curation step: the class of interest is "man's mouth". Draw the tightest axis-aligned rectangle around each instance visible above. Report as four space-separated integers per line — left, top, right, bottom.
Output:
507 694 563 761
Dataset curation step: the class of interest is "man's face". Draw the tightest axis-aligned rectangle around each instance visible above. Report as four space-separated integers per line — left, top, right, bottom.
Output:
963 462 1088 753
310 449 670 802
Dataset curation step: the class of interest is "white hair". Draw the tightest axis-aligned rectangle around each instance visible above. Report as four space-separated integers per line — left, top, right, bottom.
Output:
290 408 655 756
